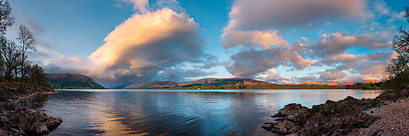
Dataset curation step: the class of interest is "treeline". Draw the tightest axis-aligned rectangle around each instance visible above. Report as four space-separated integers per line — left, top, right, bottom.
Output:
347 83 380 90
382 6 409 90
0 0 50 90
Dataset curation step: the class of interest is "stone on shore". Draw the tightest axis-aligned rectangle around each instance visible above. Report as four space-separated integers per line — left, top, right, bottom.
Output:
0 89 61 135
263 89 409 135
0 103 63 135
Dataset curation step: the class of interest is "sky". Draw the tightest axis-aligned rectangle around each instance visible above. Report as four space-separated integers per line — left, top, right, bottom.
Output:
6 0 409 87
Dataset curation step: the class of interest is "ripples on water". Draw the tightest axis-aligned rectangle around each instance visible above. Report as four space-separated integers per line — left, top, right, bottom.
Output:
25 89 382 136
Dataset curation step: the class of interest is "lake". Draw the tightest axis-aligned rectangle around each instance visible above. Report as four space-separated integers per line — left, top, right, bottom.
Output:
24 89 382 136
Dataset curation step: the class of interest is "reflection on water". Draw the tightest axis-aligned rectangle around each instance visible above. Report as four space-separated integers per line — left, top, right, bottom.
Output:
27 89 382 136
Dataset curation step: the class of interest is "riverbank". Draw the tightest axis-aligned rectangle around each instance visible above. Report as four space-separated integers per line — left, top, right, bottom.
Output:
263 89 409 135
0 87 62 135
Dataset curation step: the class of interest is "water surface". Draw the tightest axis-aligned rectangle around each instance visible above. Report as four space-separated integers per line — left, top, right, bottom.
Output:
25 89 382 136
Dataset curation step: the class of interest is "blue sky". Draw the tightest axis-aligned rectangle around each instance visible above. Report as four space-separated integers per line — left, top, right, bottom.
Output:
7 0 409 87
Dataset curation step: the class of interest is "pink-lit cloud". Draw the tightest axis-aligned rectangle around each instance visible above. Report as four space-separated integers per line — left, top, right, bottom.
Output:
221 30 288 49
86 8 215 87
224 0 366 33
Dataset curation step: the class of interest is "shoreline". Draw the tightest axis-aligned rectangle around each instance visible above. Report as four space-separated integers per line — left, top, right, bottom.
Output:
0 89 63 136
262 89 409 135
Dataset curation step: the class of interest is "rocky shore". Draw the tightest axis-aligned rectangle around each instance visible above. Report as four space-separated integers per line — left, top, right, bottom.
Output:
0 89 62 135
262 89 409 136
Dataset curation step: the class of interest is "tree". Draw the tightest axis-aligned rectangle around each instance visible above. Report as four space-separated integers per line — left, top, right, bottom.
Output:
383 6 409 90
0 38 20 81
0 0 14 35
17 25 36 89
29 64 47 88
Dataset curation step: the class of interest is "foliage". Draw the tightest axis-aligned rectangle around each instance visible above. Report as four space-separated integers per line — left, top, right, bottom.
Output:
47 74 105 89
383 6 409 90
347 83 378 90
0 0 52 92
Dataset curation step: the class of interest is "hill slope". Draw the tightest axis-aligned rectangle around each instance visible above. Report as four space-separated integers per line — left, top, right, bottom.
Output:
179 78 274 86
122 78 275 89
47 74 105 89
123 81 178 89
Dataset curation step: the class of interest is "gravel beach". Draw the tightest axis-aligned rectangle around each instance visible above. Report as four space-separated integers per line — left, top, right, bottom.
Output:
350 98 409 135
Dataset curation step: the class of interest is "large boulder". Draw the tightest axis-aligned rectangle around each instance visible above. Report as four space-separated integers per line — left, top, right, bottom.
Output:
0 103 62 135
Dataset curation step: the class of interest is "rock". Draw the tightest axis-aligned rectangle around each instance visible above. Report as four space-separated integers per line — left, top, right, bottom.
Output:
0 102 62 135
288 126 300 133
272 103 310 123
35 124 49 134
0 116 9 122
0 129 12 136
47 117 63 128
275 120 296 134
262 123 273 130
25 107 36 113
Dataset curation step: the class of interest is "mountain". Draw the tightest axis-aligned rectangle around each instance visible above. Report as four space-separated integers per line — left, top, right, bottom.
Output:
359 80 380 84
177 78 219 86
178 78 274 86
47 74 105 89
340 81 357 86
298 81 327 85
326 82 339 86
123 81 178 89
121 78 275 89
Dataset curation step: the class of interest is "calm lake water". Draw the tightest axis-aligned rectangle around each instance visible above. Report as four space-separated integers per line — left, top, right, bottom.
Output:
25 89 382 136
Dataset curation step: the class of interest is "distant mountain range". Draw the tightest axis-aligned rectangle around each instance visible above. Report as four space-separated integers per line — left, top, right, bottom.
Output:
122 78 275 89
46 73 381 89
296 80 380 86
47 74 105 89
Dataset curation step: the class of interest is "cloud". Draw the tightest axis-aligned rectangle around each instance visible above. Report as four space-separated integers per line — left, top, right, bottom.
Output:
224 0 366 33
158 68 216 82
121 0 149 12
254 69 291 84
117 0 184 13
221 30 288 49
42 56 97 75
87 8 213 87
254 68 323 84
362 76 381 81
311 32 393 57
9 14 62 67
317 51 394 76
355 61 388 75
317 69 350 82
225 46 316 77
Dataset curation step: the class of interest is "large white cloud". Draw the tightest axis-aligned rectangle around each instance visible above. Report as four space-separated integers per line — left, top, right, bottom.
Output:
85 8 213 87
224 0 366 33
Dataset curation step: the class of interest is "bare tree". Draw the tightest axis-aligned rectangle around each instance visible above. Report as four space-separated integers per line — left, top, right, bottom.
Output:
0 0 14 81
0 38 20 81
0 0 14 35
17 25 36 89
